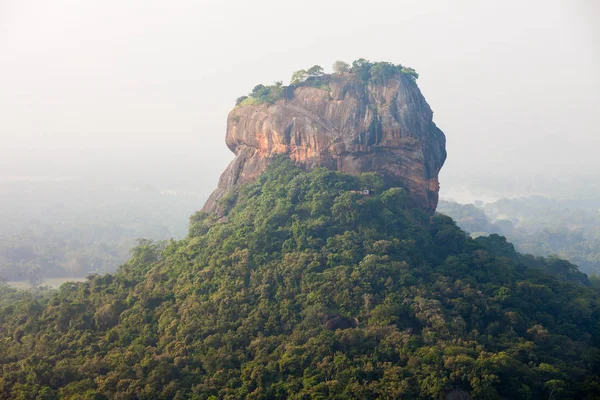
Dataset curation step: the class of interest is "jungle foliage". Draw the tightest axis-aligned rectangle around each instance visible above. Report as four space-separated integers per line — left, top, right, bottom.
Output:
0 160 599 399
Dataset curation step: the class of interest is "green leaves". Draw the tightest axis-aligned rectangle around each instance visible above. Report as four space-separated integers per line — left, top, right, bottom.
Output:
350 58 419 83
0 160 598 399
332 60 350 74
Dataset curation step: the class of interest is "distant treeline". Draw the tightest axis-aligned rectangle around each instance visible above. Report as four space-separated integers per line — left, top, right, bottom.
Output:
0 180 200 284
438 197 600 275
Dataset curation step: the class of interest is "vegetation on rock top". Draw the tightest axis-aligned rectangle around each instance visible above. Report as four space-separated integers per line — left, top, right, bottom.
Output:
235 59 419 106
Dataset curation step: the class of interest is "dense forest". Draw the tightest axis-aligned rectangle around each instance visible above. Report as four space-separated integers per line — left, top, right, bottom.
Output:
0 180 200 284
0 160 598 399
438 198 600 275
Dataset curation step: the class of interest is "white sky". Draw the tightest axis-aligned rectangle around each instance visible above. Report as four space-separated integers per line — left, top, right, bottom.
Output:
0 0 598 195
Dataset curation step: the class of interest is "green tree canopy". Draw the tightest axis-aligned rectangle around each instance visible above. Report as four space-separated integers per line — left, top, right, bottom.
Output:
0 159 598 399
306 65 324 77
332 60 350 73
290 69 308 85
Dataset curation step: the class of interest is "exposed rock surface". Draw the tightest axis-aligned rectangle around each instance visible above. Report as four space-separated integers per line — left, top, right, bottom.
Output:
202 73 446 214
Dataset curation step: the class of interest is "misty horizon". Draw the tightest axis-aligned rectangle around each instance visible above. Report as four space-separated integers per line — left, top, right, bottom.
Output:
1 0 599 202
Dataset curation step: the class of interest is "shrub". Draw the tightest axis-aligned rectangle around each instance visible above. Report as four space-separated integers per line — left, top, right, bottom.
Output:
350 58 419 84
236 83 285 106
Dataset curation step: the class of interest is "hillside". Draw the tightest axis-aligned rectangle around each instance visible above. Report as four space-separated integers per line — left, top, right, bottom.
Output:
438 199 600 275
1 160 599 399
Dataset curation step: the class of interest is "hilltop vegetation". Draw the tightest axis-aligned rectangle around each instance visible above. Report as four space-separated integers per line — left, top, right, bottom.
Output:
0 160 599 399
236 59 419 106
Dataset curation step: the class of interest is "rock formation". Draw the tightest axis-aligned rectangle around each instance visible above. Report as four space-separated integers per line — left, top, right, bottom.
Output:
202 72 446 214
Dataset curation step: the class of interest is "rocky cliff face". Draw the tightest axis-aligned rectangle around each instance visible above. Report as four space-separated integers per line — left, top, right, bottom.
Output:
202 73 446 214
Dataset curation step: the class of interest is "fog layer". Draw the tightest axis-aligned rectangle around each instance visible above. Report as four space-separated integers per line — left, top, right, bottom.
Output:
0 0 598 197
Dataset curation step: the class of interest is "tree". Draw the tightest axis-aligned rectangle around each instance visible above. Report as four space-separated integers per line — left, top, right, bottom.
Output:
251 84 267 97
351 58 373 81
333 60 350 74
290 69 308 85
400 67 419 81
306 65 324 78
369 62 396 84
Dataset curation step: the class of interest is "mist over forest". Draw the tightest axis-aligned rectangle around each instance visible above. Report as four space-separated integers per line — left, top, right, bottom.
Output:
1 1 599 398
2 162 599 286
1 1 598 286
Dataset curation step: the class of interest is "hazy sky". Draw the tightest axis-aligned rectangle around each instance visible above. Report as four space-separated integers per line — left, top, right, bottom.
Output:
1 0 598 196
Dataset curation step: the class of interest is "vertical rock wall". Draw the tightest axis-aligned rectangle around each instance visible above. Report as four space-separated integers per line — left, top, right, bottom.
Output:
202 73 446 214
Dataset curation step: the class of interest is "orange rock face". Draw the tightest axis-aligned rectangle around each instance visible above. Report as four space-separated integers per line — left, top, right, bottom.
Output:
202 73 446 214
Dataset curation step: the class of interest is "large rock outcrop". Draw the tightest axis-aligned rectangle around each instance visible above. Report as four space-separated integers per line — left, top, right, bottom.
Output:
202 72 446 214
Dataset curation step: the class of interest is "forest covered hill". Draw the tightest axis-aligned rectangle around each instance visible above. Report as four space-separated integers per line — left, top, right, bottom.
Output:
438 199 600 275
1 161 598 399
0 179 201 284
